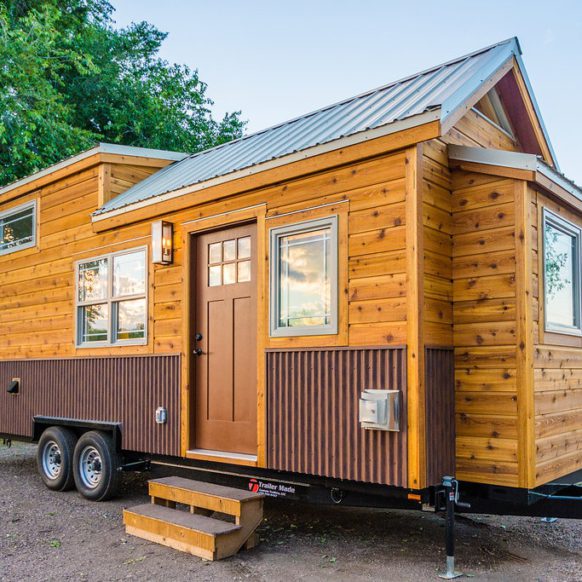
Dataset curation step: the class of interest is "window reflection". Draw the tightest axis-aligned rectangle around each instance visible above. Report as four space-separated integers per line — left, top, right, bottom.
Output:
114 251 146 297
545 221 577 328
278 228 331 328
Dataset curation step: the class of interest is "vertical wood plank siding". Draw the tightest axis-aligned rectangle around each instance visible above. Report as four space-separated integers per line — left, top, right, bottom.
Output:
0 355 180 456
267 347 407 487
425 347 456 485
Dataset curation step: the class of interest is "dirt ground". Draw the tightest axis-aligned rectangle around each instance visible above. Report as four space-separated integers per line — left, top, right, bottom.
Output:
1 443 581 581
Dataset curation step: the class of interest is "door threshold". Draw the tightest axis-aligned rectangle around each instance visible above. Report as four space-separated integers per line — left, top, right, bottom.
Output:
186 448 258 467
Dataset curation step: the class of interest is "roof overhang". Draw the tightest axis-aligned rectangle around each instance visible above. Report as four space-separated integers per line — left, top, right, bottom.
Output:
91 111 441 228
440 38 558 170
449 145 582 210
0 143 188 203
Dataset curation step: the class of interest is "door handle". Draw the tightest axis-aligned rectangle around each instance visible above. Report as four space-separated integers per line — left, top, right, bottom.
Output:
193 348 203 356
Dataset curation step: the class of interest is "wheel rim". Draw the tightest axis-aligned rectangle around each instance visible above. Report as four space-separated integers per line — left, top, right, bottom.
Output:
79 445 103 489
42 440 62 480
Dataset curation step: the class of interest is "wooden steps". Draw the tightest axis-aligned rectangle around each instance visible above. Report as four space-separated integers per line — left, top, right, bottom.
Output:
123 476 264 561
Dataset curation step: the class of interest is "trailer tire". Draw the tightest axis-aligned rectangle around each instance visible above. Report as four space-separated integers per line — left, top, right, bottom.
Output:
37 426 77 492
73 431 121 502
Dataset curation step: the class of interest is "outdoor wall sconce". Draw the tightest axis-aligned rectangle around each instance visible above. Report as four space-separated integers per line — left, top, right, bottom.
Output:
152 221 173 265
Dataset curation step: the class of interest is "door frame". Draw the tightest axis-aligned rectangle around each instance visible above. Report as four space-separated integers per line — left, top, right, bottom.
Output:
180 204 267 467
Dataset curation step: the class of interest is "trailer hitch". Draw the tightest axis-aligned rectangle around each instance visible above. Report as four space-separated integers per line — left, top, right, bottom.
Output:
437 476 470 579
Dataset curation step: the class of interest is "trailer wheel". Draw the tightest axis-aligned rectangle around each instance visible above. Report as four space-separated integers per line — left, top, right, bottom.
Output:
73 431 121 502
37 426 77 492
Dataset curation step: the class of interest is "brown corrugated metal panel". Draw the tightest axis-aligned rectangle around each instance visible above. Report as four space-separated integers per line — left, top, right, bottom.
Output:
425 347 455 485
0 355 180 456
267 347 407 487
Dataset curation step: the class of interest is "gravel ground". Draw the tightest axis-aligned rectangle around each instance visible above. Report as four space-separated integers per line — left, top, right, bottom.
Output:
1 442 582 581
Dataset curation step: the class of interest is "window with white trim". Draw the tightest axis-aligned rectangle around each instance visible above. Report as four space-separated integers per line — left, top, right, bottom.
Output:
76 248 147 346
270 216 338 337
543 210 581 334
0 200 37 256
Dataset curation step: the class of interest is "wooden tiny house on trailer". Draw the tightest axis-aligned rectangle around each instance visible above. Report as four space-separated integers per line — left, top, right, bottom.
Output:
2 38 582 525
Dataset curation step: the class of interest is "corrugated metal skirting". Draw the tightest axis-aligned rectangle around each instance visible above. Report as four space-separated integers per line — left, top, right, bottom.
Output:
267 347 407 487
0 355 180 456
425 347 455 485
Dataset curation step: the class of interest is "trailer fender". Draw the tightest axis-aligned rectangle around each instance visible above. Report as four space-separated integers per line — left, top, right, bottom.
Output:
33 417 122 451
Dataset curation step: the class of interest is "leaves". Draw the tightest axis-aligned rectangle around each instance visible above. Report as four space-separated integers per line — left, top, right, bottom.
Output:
0 0 245 186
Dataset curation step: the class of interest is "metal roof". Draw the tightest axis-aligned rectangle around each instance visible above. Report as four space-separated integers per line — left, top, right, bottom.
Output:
449 145 582 201
0 143 188 198
94 37 555 218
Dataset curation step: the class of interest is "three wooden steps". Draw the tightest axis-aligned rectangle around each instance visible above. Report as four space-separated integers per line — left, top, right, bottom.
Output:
123 476 264 561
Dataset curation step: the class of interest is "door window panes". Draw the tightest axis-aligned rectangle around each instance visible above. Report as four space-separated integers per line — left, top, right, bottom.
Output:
206 234 252 287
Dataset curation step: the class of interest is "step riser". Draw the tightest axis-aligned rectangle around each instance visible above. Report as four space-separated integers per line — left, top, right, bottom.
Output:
149 482 243 516
125 525 215 561
123 510 217 559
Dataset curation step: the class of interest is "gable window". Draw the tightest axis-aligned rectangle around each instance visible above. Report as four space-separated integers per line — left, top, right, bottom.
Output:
0 201 36 256
76 248 147 346
270 216 338 337
543 210 581 334
473 87 514 138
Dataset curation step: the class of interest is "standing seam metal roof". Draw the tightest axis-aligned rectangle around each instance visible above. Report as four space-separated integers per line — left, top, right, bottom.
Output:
95 37 553 216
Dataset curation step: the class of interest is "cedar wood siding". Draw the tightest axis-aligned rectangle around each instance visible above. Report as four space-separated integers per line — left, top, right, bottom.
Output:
532 191 582 487
0 146 413 486
1 103 561 488
442 111 522 487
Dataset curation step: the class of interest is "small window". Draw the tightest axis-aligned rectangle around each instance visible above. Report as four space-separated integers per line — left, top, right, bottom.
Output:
473 88 514 137
270 216 338 337
0 201 36 256
543 210 581 334
76 248 147 346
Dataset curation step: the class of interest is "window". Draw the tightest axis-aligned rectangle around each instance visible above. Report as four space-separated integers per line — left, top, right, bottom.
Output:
473 88 514 137
208 235 252 287
270 216 338 337
0 201 36 256
76 248 147 346
543 210 581 334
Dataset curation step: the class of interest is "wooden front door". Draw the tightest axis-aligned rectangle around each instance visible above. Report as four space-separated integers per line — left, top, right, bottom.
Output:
192 223 257 455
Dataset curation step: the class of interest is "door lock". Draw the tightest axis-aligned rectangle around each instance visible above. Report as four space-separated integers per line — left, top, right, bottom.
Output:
195 333 203 342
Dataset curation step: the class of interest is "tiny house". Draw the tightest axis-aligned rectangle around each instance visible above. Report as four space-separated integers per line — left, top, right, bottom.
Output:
2 38 582 516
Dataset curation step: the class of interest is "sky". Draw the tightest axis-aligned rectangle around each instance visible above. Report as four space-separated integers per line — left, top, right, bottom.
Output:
111 0 582 184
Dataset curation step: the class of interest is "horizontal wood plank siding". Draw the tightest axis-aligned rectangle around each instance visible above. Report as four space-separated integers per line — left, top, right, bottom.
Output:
452 173 520 487
0 355 180 456
267 347 407 486
533 191 582 485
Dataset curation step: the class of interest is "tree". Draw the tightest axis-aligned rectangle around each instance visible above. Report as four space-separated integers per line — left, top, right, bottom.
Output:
0 0 245 186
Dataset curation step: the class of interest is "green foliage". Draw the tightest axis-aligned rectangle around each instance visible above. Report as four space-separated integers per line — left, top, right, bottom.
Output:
0 0 245 186
544 222 570 298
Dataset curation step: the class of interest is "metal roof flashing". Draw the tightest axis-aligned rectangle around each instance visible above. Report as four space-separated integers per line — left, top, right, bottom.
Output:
449 145 582 203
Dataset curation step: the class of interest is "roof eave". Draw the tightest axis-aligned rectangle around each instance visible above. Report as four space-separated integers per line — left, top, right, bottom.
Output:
0 144 188 200
449 145 581 203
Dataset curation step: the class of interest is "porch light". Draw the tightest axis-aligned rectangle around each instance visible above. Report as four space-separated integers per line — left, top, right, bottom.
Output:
152 221 173 265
